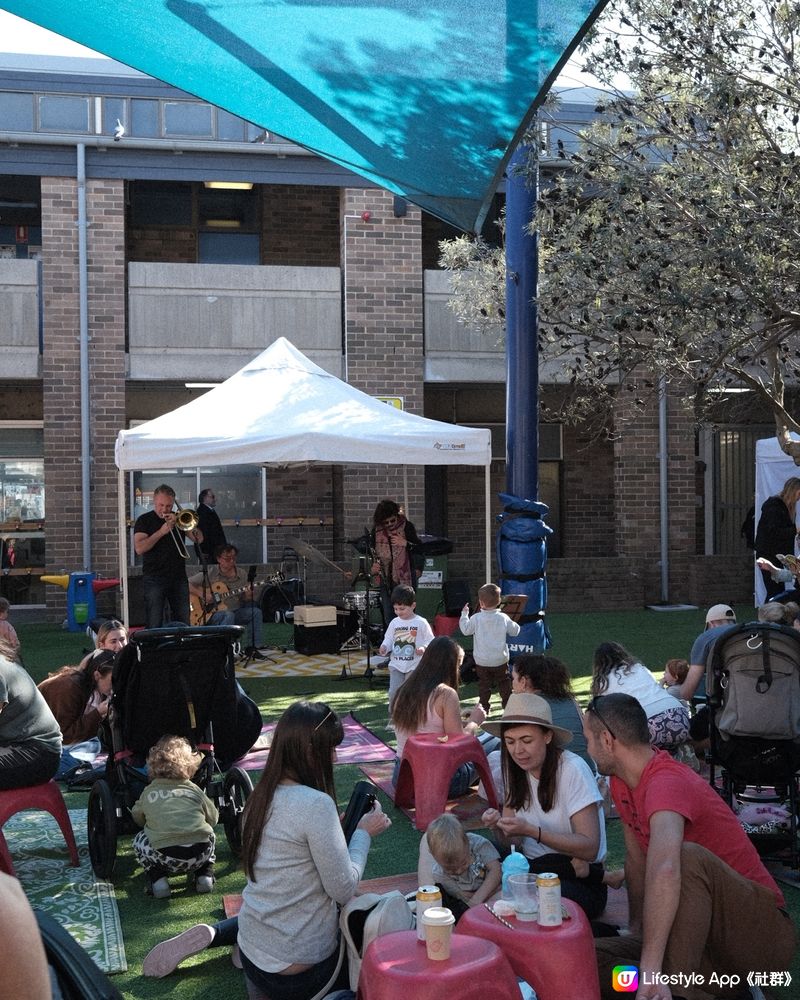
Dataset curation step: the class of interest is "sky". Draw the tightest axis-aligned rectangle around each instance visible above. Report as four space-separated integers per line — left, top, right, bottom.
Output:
0 11 104 57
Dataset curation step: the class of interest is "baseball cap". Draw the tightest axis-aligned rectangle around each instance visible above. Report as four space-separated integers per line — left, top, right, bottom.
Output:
705 604 736 624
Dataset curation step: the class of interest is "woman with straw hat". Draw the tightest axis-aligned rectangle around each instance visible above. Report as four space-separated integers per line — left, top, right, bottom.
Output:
480 692 608 920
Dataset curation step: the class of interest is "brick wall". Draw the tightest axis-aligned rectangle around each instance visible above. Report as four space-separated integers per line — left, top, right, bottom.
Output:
339 188 425 543
547 557 645 611
561 423 615 558
41 177 126 618
613 380 697 604
261 185 340 266
126 226 195 263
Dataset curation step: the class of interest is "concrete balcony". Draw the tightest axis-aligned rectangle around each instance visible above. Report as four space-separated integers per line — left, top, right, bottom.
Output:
127 262 343 379
0 260 40 378
423 270 505 382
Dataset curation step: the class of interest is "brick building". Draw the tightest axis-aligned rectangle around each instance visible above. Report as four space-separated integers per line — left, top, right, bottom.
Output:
0 54 762 620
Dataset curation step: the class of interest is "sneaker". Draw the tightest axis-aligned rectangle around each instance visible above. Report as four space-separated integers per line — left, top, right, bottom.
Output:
142 923 216 977
151 877 171 899
195 874 215 894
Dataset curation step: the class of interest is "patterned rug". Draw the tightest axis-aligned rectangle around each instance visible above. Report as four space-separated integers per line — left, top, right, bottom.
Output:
358 760 491 831
235 648 377 678
3 808 127 974
234 713 395 772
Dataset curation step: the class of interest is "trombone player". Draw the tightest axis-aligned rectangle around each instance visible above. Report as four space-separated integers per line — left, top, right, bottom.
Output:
133 483 203 628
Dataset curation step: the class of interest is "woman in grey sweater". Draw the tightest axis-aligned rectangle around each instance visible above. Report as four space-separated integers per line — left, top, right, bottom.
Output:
143 701 391 991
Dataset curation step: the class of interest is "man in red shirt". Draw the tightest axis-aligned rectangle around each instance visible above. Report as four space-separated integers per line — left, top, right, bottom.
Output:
584 693 795 1000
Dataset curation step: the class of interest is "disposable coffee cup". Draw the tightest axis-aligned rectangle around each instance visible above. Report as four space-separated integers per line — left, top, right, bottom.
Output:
421 906 455 960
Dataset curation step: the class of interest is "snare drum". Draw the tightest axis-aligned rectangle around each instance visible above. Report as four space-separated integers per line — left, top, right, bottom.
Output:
343 591 379 611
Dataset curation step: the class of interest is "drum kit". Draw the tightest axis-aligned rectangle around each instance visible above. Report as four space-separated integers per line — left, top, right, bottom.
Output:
283 535 385 679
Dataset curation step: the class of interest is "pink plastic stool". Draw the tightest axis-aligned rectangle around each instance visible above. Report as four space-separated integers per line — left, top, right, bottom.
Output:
394 733 498 831
457 898 601 1000
0 780 80 877
359 929 520 1000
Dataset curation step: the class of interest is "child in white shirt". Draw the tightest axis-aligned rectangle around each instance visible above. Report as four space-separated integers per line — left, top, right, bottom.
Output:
459 583 520 713
379 585 434 705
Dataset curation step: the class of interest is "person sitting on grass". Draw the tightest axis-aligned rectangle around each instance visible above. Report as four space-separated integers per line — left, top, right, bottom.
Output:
141 701 391 992
419 812 501 920
38 649 115 778
131 735 219 899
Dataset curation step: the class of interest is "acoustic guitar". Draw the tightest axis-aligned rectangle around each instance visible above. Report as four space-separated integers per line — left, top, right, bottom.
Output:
189 571 284 626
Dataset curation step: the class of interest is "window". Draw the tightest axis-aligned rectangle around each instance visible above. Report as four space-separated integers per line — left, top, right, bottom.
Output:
0 92 34 131
129 181 193 226
0 424 45 606
164 101 213 138
38 95 90 132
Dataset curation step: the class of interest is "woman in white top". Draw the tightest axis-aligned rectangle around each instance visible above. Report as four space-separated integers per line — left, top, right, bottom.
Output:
481 692 608 920
590 641 689 749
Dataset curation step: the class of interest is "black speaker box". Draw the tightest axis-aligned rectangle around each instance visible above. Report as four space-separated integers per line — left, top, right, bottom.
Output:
294 624 341 655
442 579 471 616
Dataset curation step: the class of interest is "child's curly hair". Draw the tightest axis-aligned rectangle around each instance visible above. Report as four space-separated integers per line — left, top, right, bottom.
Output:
146 735 202 781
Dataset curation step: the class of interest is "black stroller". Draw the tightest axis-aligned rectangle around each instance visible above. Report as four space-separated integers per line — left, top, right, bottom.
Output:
87 625 261 880
706 621 800 870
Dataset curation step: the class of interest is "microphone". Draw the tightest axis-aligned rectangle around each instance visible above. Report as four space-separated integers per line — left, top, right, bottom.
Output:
247 564 257 584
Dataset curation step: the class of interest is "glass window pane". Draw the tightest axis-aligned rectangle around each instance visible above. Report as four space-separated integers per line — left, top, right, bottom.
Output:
198 232 260 264
217 109 245 142
129 181 193 226
131 99 159 137
0 433 46 605
39 95 90 132
103 97 127 136
164 101 213 138
0 92 34 131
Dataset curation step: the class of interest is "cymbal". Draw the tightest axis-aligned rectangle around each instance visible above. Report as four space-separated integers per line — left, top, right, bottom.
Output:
283 536 347 576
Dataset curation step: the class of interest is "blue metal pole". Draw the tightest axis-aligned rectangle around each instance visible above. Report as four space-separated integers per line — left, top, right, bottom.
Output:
499 145 551 654
505 147 539 499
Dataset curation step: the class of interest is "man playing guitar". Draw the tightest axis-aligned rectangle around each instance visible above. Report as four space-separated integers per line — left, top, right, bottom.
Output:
188 544 264 646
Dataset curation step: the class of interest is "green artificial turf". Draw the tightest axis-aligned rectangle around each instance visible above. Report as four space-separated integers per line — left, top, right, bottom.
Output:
12 609 800 999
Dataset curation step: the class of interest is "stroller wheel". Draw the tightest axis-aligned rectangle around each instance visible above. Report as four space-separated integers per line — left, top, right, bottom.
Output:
88 779 117 879
222 766 253 858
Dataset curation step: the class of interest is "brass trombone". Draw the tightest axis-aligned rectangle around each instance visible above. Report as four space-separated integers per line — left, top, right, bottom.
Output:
169 502 200 559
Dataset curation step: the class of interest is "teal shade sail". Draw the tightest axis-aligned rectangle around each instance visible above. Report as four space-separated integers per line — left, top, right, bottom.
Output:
0 0 607 230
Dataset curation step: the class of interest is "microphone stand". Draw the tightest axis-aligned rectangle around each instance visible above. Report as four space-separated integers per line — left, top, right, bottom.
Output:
243 564 270 666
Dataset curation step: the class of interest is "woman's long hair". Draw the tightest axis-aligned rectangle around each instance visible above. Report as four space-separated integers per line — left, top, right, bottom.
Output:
779 477 800 517
391 636 462 733
240 701 344 881
501 724 562 813
514 654 574 699
591 641 636 696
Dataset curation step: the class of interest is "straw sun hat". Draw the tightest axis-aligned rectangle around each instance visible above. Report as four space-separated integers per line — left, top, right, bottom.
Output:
482 693 573 747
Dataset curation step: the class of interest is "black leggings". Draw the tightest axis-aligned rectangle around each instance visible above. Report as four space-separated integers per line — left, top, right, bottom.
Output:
0 743 59 790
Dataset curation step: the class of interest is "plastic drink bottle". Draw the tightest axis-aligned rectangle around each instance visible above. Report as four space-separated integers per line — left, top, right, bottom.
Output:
501 846 529 897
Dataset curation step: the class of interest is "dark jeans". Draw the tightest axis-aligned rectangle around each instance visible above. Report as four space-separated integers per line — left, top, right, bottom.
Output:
391 755 476 798
240 942 346 1000
526 852 608 921
0 742 60 790
143 574 190 628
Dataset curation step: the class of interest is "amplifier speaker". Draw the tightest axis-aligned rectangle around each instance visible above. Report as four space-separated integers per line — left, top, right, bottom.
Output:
294 623 341 655
442 579 471 616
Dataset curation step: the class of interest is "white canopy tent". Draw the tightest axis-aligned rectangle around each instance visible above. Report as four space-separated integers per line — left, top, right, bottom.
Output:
114 338 493 623
754 434 800 604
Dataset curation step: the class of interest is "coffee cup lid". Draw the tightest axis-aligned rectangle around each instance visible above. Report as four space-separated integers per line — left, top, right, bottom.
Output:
421 906 455 925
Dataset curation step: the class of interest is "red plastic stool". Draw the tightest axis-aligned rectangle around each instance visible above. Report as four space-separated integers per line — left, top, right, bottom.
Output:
359 929 520 1000
0 780 80 877
457 898 601 1000
394 733 498 830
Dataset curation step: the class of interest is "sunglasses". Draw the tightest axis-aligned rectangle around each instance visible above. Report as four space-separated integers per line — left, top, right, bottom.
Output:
585 696 616 740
